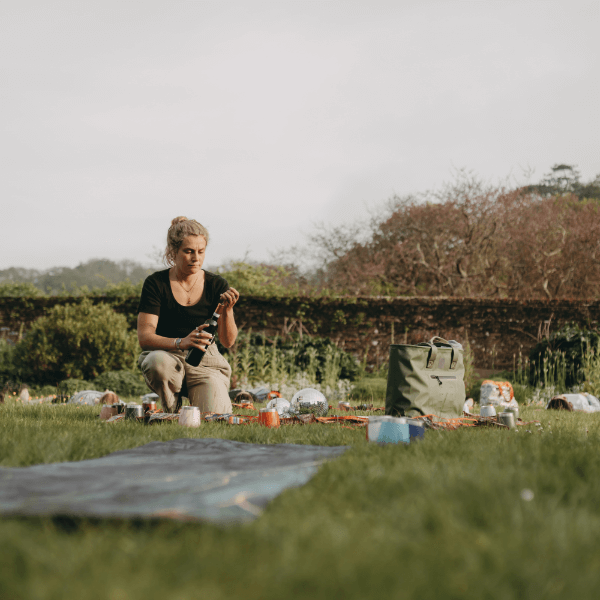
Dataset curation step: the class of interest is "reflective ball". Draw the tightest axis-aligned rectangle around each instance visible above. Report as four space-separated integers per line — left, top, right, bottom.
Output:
290 388 329 417
266 397 292 417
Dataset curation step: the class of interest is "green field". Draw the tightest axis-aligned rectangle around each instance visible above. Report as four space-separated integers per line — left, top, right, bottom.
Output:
1 393 600 600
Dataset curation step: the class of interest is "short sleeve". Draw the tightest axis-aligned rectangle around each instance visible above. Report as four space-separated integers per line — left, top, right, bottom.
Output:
137 275 162 316
209 274 230 306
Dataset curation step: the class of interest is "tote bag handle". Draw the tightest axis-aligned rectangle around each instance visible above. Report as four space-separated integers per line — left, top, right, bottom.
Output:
422 336 460 370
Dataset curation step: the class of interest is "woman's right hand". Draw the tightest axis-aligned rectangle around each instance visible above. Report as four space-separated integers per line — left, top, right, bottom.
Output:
180 324 214 352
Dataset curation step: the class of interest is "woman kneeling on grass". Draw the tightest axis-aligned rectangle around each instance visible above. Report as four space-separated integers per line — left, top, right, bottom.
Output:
137 216 240 414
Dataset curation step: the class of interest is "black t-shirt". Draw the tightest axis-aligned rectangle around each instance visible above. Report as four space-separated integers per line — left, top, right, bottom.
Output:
137 269 230 340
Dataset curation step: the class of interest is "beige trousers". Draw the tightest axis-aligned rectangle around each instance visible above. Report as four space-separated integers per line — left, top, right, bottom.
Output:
138 344 233 414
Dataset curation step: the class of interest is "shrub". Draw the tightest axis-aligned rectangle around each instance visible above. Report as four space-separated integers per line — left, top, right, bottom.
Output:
36 384 61 397
0 282 45 297
93 370 149 396
57 378 94 395
292 336 360 382
13 298 141 385
0 338 17 380
528 323 599 387
512 382 530 405
220 331 360 386
349 378 387 402
463 338 476 396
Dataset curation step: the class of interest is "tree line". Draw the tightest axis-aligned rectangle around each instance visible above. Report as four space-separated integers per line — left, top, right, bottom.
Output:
2 164 600 300
0 259 153 297
281 164 600 299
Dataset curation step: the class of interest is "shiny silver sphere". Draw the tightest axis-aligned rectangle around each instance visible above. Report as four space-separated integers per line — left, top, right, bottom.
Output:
290 388 329 417
266 397 292 417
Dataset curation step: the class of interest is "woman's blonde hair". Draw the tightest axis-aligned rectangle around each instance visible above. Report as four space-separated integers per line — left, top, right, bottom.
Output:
163 216 210 266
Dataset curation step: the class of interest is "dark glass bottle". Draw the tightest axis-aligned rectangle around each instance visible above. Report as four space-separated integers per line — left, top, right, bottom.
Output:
186 308 222 367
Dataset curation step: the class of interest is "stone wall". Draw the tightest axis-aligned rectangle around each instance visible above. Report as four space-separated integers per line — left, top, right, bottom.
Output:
2 296 599 369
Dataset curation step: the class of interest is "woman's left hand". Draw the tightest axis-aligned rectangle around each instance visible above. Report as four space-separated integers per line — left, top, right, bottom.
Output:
219 287 240 310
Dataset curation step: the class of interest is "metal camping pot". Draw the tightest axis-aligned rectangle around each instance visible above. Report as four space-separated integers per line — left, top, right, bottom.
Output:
505 406 519 420
125 404 143 420
498 411 516 429
480 405 497 418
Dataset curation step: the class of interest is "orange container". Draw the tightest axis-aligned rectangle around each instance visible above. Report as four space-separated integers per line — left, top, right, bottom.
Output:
228 416 247 424
258 407 280 428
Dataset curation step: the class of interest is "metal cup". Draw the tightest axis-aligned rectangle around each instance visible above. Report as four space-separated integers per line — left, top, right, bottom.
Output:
498 411 516 429
480 405 497 418
125 404 143 420
505 406 519 420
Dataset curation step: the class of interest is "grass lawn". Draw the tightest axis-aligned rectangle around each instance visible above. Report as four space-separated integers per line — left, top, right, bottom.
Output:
1 390 600 600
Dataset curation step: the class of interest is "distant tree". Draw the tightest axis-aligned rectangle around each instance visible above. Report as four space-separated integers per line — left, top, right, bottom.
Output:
575 173 600 201
0 259 154 296
216 260 307 297
526 164 600 201
0 267 43 285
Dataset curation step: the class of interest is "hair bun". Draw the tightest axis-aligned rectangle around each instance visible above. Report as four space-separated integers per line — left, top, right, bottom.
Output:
171 216 188 227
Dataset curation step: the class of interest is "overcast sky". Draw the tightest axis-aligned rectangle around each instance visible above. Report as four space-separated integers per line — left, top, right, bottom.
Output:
1 0 599 273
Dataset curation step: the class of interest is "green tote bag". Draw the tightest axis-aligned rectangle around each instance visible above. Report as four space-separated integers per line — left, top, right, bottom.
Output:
385 336 466 419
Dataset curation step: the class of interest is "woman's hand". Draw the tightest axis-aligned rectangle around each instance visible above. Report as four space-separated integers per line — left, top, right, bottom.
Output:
219 287 240 311
180 324 214 352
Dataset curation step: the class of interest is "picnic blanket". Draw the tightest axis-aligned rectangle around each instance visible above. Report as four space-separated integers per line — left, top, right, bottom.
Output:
0 438 347 524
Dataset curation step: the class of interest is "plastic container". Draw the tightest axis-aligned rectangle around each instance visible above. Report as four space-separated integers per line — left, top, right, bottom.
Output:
142 399 157 414
407 418 426 441
258 407 280 428
367 416 410 444
228 416 247 425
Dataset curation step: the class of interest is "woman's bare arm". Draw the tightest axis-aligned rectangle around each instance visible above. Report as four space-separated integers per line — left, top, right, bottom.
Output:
217 288 239 348
217 307 238 348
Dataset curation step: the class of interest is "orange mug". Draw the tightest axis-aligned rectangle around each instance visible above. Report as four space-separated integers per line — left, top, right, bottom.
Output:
258 407 280 428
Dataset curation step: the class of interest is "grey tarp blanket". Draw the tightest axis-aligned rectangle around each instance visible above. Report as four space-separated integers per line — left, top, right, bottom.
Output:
0 438 347 524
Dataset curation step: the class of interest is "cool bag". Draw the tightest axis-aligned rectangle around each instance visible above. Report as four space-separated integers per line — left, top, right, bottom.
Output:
385 336 466 419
